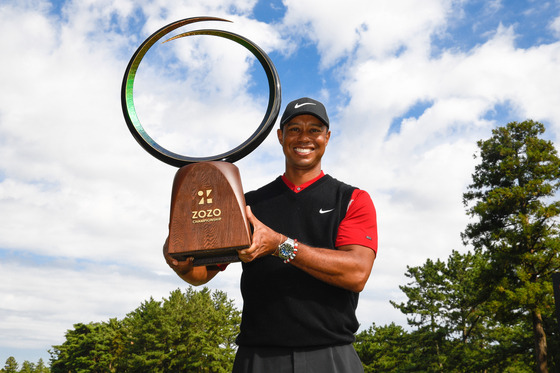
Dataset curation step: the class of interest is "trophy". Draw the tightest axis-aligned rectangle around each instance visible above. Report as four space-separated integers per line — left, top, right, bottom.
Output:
121 17 281 265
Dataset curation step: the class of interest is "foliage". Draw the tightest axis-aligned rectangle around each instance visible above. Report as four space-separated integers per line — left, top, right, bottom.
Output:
2 357 18 373
357 250 543 371
391 250 490 338
354 323 419 372
34 359 50 373
462 120 560 371
0 358 49 373
357 121 560 372
387 250 530 372
49 287 240 373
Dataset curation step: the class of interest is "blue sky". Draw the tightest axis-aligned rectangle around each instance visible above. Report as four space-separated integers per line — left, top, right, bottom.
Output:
1 0 560 365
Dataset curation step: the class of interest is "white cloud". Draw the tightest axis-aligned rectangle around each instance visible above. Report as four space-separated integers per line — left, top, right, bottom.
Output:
0 258 199 349
281 0 452 66
551 15 560 38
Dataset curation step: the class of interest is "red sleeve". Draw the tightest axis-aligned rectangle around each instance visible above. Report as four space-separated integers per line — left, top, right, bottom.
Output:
335 189 378 254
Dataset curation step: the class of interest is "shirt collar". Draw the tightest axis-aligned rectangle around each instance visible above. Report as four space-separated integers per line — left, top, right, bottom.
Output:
281 171 325 193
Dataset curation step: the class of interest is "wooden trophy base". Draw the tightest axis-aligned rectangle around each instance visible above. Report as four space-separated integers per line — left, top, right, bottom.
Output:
167 161 251 266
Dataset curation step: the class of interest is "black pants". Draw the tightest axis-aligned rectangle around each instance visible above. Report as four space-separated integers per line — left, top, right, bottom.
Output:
232 344 364 373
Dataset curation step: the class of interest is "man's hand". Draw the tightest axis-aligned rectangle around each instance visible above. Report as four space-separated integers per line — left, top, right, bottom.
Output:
237 205 283 263
163 236 220 285
163 237 196 276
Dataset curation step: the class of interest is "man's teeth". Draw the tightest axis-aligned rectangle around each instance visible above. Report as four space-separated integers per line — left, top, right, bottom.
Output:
295 148 312 154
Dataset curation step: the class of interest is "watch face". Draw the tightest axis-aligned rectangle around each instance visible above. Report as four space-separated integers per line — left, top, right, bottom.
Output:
278 242 293 259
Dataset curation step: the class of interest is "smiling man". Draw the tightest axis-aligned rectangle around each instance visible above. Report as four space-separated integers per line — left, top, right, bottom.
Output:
164 97 378 373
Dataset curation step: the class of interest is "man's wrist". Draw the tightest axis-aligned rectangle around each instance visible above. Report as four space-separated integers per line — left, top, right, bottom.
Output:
272 233 284 257
277 237 299 263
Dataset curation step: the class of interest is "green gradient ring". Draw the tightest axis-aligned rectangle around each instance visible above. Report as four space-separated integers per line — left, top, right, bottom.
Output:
121 17 281 167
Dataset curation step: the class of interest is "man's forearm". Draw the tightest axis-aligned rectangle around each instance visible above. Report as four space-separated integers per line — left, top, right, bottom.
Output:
289 243 375 293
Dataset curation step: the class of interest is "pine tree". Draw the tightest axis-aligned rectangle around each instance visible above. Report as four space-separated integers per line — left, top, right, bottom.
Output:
462 120 560 372
2 357 18 373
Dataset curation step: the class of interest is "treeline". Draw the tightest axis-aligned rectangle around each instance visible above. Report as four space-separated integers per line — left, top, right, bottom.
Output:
355 251 560 372
49 287 240 373
4 120 560 372
3 287 240 373
1 357 49 373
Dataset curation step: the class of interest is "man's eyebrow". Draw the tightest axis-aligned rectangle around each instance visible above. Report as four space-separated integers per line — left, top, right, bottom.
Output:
285 121 324 128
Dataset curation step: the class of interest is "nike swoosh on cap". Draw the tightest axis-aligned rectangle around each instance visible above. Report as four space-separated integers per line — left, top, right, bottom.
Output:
294 102 316 109
319 208 335 214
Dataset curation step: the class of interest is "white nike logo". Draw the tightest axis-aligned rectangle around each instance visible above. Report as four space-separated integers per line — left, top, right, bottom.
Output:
294 102 316 109
319 208 334 214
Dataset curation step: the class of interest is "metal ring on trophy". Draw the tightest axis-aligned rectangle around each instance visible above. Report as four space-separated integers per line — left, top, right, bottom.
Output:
121 17 282 167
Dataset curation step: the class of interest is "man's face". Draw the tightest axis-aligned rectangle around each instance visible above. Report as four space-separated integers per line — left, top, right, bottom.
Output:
277 114 331 172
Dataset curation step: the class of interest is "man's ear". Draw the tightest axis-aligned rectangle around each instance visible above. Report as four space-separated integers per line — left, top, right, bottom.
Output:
277 128 283 145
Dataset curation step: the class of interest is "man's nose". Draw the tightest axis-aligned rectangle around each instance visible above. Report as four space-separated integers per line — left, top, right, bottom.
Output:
298 130 311 141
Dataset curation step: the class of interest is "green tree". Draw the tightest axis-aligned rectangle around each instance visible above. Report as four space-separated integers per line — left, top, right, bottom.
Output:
354 323 414 372
121 298 167 372
122 287 240 373
391 257 448 371
462 120 560 373
49 287 240 373
391 251 494 371
50 319 122 373
18 361 35 373
391 249 539 372
34 358 50 373
2 357 18 373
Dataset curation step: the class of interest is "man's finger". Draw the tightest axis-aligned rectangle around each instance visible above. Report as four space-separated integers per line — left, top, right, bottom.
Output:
246 205 259 226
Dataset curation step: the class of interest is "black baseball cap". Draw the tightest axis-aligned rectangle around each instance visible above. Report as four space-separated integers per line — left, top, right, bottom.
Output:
280 97 330 129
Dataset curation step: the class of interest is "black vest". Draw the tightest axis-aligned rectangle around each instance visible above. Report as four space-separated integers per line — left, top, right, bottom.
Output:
237 175 359 347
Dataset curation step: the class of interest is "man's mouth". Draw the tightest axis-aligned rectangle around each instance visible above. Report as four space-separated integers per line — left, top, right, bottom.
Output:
294 147 313 155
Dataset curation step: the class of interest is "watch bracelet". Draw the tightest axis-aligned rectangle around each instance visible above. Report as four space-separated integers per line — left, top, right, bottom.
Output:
283 239 299 263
